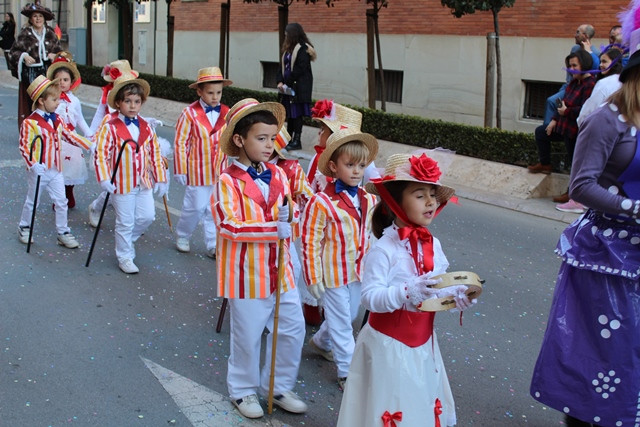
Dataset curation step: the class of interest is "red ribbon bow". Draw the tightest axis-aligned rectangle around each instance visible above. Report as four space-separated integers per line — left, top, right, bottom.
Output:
381 410 403 427
100 83 114 105
311 99 333 119
59 91 70 103
397 225 434 274
434 398 442 427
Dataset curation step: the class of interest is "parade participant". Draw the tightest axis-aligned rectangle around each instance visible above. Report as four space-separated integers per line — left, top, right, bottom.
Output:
17 75 91 248
301 127 378 390
337 151 468 427
87 60 163 228
47 52 92 209
9 0 61 127
530 48 640 427
94 69 167 274
173 67 231 258
212 98 307 419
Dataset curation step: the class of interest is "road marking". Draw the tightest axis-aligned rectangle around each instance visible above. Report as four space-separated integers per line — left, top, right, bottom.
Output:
140 357 286 426
154 199 181 217
0 159 24 168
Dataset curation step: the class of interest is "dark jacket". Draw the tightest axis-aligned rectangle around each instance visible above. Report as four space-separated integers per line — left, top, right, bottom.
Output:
0 20 15 50
9 25 61 70
277 43 316 104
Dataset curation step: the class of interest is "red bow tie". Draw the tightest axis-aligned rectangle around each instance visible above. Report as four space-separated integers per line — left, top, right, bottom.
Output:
397 226 434 274
60 92 71 103
381 411 403 427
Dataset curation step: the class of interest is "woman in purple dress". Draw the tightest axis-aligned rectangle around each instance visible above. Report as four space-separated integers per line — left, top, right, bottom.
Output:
276 23 316 151
530 49 640 427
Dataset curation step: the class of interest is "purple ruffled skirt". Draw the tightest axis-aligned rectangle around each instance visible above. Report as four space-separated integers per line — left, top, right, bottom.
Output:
530 210 640 425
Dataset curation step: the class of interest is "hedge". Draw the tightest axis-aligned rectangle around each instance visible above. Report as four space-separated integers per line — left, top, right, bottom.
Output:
77 64 565 169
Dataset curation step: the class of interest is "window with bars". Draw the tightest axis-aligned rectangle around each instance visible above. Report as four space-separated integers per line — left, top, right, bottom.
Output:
262 61 279 89
523 80 563 120
375 69 403 104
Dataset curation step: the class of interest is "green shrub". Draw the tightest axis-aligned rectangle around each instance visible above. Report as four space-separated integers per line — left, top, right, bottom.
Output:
77 64 563 168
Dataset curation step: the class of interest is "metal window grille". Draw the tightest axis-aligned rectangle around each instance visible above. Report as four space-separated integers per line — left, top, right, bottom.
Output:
262 61 279 89
375 69 403 104
523 80 563 120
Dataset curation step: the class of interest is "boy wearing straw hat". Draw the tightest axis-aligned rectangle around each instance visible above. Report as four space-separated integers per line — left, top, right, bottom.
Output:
300 127 378 390
212 98 307 419
173 66 232 258
17 75 91 248
308 99 380 193
94 71 167 274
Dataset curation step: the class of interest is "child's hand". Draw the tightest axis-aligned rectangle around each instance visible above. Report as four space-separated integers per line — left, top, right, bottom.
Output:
100 180 116 194
308 283 325 299
153 182 168 198
30 163 46 176
406 275 441 306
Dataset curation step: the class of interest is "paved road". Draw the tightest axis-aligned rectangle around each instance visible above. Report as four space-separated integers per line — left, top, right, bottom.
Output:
0 85 568 426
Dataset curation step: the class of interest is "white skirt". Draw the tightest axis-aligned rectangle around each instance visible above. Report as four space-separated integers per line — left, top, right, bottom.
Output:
61 140 88 185
337 324 457 427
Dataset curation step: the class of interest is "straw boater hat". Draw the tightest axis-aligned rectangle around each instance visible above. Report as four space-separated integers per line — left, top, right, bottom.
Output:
188 66 233 89
219 98 286 157
317 127 378 176
46 51 81 90
101 60 139 83
21 1 54 21
311 99 363 133
273 127 291 159
367 152 455 205
107 70 150 110
27 75 59 111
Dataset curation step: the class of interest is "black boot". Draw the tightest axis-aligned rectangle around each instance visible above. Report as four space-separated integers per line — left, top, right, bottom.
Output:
286 133 302 150
286 117 303 150
564 415 593 427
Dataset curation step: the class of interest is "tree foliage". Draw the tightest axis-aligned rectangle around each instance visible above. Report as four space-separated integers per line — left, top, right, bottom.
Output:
440 0 515 17
243 0 336 6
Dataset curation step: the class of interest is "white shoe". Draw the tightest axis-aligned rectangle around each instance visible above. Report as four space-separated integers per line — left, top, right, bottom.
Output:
88 204 100 228
272 390 308 414
232 394 263 419
308 337 334 361
206 248 216 259
118 258 139 274
57 232 79 249
18 226 33 244
176 237 190 253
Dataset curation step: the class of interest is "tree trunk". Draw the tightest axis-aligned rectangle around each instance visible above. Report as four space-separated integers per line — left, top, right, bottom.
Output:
166 1 174 76
366 9 376 109
493 9 502 129
219 1 229 77
85 1 92 66
373 4 386 112
278 5 288 60
121 2 133 63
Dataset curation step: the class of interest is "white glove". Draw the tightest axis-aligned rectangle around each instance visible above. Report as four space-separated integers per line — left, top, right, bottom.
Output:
308 283 325 300
174 174 187 186
277 205 290 222
100 180 116 194
153 182 168 198
30 163 46 176
434 285 476 312
277 220 291 239
406 274 442 306
146 118 163 129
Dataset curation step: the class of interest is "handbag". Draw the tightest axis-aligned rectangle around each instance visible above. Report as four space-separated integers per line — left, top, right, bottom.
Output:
21 62 48 84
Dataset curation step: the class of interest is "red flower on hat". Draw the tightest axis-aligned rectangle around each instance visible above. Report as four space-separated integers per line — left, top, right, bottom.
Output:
311 99 333 119
101 65 110 78
409 153 441 183
109 67 122 81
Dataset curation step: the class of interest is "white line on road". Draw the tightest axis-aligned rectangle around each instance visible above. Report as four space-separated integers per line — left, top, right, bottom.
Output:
140 357 286 427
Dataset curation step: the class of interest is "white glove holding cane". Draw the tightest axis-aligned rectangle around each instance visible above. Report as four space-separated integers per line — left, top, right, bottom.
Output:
30 163 46 176
405 274 442 306
276 205 291 239
154 182 168 198
100 180 116 194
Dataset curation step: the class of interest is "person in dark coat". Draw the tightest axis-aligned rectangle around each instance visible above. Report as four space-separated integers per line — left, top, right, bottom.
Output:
0 12 16 51
277 23 317 151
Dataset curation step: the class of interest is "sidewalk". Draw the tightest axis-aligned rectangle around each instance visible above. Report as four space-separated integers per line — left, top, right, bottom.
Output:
0 69 580 224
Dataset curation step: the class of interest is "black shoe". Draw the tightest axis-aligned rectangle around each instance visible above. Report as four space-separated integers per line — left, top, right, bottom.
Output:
286 140 302 151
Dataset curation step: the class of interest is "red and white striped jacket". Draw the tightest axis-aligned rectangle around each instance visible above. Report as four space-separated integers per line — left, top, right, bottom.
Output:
173 101 229 186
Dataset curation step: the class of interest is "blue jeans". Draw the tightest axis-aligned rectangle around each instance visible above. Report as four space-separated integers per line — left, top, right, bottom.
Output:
544 83 568 126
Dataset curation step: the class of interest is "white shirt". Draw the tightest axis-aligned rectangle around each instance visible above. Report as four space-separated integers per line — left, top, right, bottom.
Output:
577 74 623 128
200 99 221 128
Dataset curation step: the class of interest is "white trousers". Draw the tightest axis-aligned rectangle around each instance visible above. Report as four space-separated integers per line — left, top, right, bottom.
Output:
111 186 155 261
312 282 362 377
89 191 110 211
19 167 70 235
227 288 305 400
175 185 216 251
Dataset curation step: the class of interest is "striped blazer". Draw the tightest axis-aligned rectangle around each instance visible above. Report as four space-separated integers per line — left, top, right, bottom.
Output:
19 112 91 170
213 162 298 299
173 101 229 186
275 158 313 241
301 182 375 289
94 116 166 194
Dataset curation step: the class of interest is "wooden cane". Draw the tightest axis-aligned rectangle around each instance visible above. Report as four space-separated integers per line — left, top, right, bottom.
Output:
85 139 139 267
162 194 173 232
26 135 44 253
216 298 228 333
267 195 294 414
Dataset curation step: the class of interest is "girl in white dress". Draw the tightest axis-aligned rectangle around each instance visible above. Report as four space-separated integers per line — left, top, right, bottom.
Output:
47 52 92 208
337 151 473 427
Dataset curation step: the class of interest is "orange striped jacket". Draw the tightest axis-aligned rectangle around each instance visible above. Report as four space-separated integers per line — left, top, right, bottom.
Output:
275 158 313 241
19 112 91 170
173 101 229 186
212 162 298 299
301 182 375 289
94 116 166 194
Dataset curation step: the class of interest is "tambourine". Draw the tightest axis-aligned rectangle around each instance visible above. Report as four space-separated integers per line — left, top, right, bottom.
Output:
418 271 483 312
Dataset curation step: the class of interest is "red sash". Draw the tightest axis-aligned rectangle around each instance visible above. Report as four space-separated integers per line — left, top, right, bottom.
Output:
369 309 434 347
